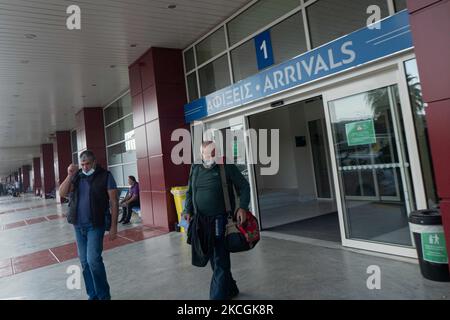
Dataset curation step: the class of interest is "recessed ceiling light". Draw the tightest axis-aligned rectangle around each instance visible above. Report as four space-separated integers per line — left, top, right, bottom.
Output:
24 34 37 39
130 44 137 48
168 4 177 9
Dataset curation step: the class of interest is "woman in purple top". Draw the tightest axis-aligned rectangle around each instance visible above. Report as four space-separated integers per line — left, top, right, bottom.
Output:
119 176 140 224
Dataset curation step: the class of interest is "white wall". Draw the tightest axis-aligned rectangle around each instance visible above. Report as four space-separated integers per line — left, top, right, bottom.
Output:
288 102 316 200
250 106 298 191
251 97 332 201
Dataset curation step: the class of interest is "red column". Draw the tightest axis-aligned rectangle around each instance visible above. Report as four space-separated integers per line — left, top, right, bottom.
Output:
18 168 22 192
33 157 42 196
407 0 450 269
129 47 189 231
54 131 72 201
74 108 107 168
22 165 30 192
41 144 56 197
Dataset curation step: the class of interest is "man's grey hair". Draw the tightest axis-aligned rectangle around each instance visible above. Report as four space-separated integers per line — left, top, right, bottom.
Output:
79 150 96 162
200 140 215 152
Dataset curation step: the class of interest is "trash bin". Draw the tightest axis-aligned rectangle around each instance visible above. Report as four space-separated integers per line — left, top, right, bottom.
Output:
409 209 450 282
170 186 188 233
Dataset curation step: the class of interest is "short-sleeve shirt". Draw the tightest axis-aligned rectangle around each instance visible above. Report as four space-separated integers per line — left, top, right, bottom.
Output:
129 182 140 199
76 172 117 226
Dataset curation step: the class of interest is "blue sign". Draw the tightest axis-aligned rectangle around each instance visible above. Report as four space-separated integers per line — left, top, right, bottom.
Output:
255 30 274 70
184 10 413 123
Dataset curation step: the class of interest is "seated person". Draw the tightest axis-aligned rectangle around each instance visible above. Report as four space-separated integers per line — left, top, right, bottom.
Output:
119 175 140 224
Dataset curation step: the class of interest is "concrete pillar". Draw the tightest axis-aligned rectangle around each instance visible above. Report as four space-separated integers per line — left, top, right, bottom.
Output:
22 165 30 192
129 47 189 231
33 157 42 196
74 108 107 168
41 144 55 197
407 0 450 270
18 167 22 192
54 131 72 201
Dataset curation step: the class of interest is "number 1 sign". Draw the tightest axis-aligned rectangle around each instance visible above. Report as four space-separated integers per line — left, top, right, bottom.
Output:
254 30 274 71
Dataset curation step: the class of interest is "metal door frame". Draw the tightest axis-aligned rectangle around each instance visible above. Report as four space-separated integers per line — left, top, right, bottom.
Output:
322 66 421 258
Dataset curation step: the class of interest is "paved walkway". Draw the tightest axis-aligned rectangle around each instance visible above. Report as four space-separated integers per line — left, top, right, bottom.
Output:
0 195 449 300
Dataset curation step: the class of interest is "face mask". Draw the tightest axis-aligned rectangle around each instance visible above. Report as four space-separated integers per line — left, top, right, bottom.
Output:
83 168 95 176
202 159 216 169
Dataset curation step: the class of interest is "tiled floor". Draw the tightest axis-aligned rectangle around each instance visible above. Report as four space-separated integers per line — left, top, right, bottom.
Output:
0 195 165 278
0 194 449 300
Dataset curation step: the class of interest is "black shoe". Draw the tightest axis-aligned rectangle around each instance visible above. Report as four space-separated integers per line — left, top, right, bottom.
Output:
122 221 130 225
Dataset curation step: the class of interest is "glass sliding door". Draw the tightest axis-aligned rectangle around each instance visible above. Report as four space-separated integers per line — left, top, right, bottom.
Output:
328 85 414 246
323 69 419 256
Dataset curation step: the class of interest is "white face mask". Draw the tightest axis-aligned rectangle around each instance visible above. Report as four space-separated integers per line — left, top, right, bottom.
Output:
83 168 95 176
202 159 216 169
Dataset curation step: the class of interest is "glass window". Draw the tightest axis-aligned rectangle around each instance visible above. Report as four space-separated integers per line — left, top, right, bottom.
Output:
184 47 195 72
104 92 136 188
106 115 134 145
123 163 138 183
123 139 137 163
104 93 132 125
198 54 231 96
404 59 438 208
394 0 407 11
271 11 307 64
107 144 124 165
227 0 300 46
107 141 136 166
195 27 226 66
231 12 308 83
106 121 123 145
187 72 199 102
307 0 390 48
231 39 258 82
109 166 124 187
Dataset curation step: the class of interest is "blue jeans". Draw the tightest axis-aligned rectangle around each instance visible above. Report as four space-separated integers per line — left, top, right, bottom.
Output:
74 224 111 300
209 215 239 300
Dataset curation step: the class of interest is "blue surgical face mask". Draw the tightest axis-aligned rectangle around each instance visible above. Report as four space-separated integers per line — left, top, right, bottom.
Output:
83 168 95 176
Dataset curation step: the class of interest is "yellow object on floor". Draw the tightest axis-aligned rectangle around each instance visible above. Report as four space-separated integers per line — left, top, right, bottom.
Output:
170 186 188 233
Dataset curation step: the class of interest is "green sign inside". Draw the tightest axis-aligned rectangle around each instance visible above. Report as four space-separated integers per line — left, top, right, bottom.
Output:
345 119 376 146
421 232 448 264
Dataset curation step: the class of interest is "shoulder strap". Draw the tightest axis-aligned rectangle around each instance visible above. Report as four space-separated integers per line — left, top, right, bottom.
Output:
219 164 232 216
191 165 199 215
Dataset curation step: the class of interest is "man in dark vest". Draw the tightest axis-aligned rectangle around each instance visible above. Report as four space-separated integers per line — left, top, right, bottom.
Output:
59 150 118 300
